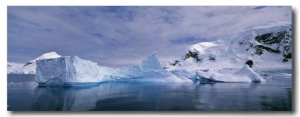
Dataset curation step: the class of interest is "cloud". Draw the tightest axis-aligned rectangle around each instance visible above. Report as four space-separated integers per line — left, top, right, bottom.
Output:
7 6 292 66
253 6 267 10
169 36 208 45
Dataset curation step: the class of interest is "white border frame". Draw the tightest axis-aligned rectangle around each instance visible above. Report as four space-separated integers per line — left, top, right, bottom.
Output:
1 0 298 117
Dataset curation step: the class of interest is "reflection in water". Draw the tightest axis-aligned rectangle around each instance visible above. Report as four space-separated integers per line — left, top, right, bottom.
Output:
29 80 291 111
7 69 292 111
31 82 196 111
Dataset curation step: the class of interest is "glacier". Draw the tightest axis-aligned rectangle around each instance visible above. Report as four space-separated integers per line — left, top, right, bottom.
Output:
164 27 291 83
165 27 292 71
35 53 191 85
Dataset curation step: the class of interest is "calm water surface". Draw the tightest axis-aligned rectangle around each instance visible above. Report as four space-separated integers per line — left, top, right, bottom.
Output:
7 69 292 111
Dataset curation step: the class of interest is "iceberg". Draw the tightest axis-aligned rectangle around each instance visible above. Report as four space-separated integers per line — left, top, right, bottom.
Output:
194 65 265 83
7 52 61 74
35 53 190 85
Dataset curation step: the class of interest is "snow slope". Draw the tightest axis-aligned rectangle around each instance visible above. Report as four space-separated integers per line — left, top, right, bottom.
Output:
165 26 291 83
165 26 292 71
7 52 61 74
36 53 191 85
29 52 61 63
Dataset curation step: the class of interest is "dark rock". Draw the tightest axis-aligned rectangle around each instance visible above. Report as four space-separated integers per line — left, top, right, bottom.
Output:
245 60 253 68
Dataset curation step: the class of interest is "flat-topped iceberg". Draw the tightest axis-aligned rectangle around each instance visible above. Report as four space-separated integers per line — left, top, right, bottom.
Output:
35 53 190 85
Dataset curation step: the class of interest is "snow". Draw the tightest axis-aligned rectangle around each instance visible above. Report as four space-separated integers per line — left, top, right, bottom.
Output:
164 28 290 83
7 52 61 74
171 65 265 83
167 26 289 82
278 73 292 77
7 62 36 74
188 42 217 54
36 53 191 85
165 26 292 71
167 64 265 83
30 52 61 63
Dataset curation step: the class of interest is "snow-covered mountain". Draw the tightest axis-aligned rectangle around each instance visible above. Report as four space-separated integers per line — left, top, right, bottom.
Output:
165 26 292 71
7 52 61 74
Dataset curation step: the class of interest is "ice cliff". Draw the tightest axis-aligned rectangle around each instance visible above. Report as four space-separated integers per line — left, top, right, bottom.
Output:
35 53 190 85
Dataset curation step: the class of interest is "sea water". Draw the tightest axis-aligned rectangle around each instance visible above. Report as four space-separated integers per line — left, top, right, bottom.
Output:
7 69 292 111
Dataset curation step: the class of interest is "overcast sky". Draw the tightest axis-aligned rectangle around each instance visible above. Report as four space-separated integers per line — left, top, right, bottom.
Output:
7 6 291 67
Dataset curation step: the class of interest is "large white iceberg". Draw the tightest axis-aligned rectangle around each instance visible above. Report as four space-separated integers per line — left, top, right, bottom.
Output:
35 53 190 85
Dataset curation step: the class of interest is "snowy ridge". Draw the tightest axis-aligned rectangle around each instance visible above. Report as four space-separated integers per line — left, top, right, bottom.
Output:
7 52 61 74
164 26 291 83
36 53 191 85
30 52 61 63
166 26 292 70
